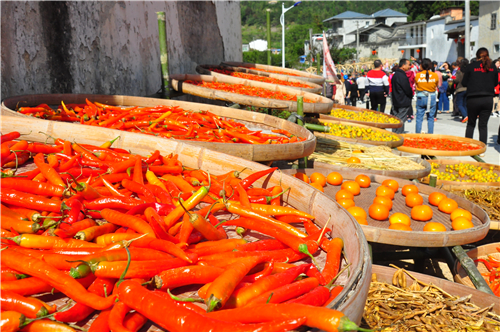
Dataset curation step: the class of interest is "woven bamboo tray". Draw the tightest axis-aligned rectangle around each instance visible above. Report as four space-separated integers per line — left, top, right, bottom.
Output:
313 119 404 148
455 243 500 294
221 61 325 85
275 157 431 181
196 64 323 94
373 265 500 312
322 103 403 129
280 168 490 247
170 74 332 113
397 134 486 156
1 115 372 326
420 159 500 190
1 94 316 162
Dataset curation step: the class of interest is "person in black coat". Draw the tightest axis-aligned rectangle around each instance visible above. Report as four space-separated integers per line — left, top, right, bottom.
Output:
390 58 413 134
462 47 500 144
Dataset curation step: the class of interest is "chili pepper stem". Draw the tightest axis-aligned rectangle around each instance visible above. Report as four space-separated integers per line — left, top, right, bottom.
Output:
266 293 274 304
167 289 204 303
116 246 132 288
120 233 149 248
236 227 246 238
206 294 222 312
326 263 351 288
38 131 56 144
1 236 21 245
298 243 319 270
317 215 331 244
338 316 372 332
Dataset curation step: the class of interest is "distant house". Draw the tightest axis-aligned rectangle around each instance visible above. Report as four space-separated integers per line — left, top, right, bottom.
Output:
323 11 375 48
371 9 409 26
323 9 407 48
398 10 479 62
344 23 405 59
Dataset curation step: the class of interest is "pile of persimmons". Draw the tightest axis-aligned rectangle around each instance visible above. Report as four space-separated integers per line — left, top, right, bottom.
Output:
294 172 474 232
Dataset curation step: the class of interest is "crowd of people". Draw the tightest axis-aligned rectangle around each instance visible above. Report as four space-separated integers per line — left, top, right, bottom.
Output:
327 47 500 150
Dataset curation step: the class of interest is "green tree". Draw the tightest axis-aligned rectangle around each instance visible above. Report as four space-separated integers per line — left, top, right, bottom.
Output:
405 1 479 22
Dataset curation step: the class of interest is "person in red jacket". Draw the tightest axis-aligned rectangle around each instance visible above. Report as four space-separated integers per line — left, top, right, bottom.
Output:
366 60 390 112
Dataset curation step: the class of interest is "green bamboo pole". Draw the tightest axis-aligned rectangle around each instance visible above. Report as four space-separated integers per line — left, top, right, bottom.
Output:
267 9 271 66
304 123 329 132
157 11 170 99
296 97 308 167
451 246 494 295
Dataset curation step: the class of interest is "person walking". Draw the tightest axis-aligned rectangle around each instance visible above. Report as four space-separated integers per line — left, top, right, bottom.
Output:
462 47 500 145
348 77 359 107
366 60 389 112
356 74 366 102
415 58 439 134
390 58 413 134
405 66 416 123
344 75 352 105
453 59 469 123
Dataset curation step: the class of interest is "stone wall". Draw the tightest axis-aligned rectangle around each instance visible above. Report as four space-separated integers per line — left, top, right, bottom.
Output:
1 1 242 99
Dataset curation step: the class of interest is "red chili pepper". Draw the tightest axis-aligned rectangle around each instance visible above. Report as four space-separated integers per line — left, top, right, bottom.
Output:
54 278 116 323
117 280 305 332
320 237 344 286
0 188 62 212
1 132 21 143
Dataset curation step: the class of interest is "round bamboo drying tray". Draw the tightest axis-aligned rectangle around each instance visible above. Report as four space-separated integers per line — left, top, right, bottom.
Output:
1 93 316 162
322 103 403 129
372 265 499 313
221 61 325 85
420 159 500 190
275 157 430 180
1 115 372 325
280 168 490 247
397 134 486 156
454 242 500 291
170 74 332 113
314 119 404 148
196 64 323 94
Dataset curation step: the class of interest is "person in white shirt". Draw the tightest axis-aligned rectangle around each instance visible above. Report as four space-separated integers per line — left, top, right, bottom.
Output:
356 74 366 102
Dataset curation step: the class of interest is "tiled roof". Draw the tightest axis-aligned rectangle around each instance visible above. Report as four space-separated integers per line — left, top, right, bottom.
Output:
371 9 408 18
323 11 370 22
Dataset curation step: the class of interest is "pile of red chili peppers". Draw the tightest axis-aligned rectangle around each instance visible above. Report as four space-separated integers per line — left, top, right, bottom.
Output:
0 132 363 332
184 80 316 103
475 247 500 296
248 67 301 77
402 137 482 151
209 68 312 89
16 100 306 145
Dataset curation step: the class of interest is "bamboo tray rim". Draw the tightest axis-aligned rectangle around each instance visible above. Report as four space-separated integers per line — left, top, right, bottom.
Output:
315 119 404 148
1 93 316 162
397 134 486 156
280 168 490 247
170 74 333 114
196 64 323 91
325 104 403 129
372 264 500 313
420 159 500 188
220 61 325 80
1 114 372 325
454 242 500 291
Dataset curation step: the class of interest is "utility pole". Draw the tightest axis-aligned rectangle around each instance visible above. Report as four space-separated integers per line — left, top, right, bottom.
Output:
309 28 313 65
465 0 470 59
267 9 272 65
356 21 360 62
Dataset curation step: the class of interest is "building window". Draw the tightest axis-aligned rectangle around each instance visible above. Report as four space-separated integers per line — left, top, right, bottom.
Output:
492 13 497 30
431 29 434 39
430 50 433 56
494 43 500 53
366 21 370 26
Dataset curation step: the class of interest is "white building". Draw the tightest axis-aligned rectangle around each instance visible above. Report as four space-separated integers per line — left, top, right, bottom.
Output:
398 11 479 63
323 9 407 48
323 11 375 48
478 1 500 60
249 39 268 52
